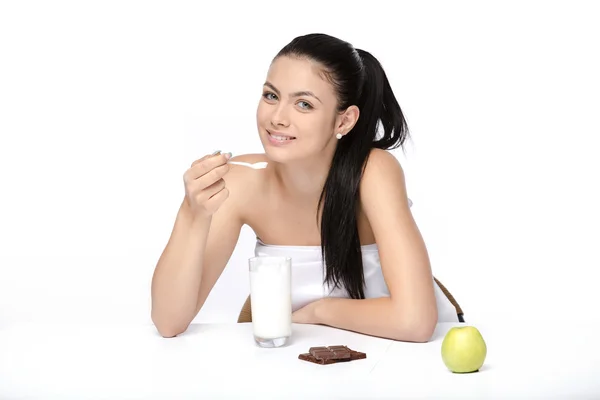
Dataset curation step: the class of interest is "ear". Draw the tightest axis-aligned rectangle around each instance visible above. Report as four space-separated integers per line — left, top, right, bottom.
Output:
334 105 360 137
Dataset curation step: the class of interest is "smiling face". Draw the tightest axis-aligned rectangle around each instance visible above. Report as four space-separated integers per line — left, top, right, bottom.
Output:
256 56 353 163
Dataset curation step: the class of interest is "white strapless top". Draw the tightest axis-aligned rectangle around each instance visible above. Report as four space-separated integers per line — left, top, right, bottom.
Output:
254 238 460 323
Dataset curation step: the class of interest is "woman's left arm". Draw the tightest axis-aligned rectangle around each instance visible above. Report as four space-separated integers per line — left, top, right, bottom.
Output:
293 149 438 342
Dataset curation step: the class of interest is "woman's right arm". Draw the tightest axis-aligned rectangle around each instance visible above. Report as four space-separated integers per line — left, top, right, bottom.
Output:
150 152 243 337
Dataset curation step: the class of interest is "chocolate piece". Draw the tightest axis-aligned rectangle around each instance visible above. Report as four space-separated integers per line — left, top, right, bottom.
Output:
299 345 366 365
328 345 352 360
309 347 335 361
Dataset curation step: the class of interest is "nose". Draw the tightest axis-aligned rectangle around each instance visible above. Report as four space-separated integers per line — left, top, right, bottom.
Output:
270 104 290 128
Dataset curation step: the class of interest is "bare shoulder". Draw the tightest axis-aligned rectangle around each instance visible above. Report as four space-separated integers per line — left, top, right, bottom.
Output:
222 153 269 220
222 153 268 189
359 148 410 212
361 148 406 191
358 148 418 262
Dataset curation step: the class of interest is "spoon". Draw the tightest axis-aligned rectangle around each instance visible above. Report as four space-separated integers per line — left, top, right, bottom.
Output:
228 161 268 169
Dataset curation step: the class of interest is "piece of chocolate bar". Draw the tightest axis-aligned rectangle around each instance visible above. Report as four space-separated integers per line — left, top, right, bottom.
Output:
299 345 366 365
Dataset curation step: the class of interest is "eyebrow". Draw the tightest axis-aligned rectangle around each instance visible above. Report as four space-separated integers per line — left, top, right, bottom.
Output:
263 81 323 104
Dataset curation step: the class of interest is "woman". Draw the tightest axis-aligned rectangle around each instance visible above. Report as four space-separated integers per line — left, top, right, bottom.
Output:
151 33 461 342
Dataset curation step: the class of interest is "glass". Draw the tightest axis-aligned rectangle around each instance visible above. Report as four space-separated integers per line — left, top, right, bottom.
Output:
248 256 292 348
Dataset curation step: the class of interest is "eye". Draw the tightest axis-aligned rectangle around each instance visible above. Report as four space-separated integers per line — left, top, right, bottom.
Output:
297 101 313 110
262 92 278 101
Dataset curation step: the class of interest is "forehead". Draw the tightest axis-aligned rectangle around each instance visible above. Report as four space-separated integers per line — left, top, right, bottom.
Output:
266 56 335 100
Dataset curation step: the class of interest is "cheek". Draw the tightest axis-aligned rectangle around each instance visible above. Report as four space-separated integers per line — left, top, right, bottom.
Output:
302 115 333 138
256 102 264 121
256 100 270 122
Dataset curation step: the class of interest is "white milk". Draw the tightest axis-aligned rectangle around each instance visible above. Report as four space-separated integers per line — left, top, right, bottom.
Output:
249 262 292 340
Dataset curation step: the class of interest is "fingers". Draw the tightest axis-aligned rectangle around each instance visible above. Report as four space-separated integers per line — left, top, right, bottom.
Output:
183 151 232 217
195 163 229 189
204 185 229 211
184 152 230 183
198 178 226 202
190 150 222 167
194 152 229 177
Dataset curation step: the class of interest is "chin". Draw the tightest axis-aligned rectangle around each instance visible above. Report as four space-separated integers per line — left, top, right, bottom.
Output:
262 148 297 164
259 131 300 163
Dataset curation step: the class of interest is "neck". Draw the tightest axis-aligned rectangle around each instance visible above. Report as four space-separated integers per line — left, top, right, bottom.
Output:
270 150 334 203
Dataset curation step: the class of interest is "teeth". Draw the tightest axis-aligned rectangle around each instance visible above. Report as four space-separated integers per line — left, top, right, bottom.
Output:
270 133 294 141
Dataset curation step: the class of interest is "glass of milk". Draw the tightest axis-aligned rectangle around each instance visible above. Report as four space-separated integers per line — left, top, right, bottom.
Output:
248 256 292 348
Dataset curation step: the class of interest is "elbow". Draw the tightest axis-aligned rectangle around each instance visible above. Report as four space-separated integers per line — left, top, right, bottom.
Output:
391 309 437 343
151 311 190 338
407 322 436 343
156 325 186 338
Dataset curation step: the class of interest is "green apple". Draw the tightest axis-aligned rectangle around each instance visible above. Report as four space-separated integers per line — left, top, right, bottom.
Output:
441 325 487 373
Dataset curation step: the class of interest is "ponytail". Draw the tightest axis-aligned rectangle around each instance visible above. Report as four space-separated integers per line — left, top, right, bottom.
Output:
356 49 409 150
318 48 409 299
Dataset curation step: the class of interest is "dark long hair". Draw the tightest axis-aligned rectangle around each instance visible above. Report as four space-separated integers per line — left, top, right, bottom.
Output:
275 34 410 299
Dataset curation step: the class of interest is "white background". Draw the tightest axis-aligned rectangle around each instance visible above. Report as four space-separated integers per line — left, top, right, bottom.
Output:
0 0 598 329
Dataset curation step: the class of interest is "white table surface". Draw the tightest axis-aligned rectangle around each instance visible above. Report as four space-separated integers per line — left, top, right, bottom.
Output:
1 321 599 399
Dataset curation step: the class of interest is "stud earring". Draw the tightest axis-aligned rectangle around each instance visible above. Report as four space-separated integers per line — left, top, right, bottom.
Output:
336 133 343 139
